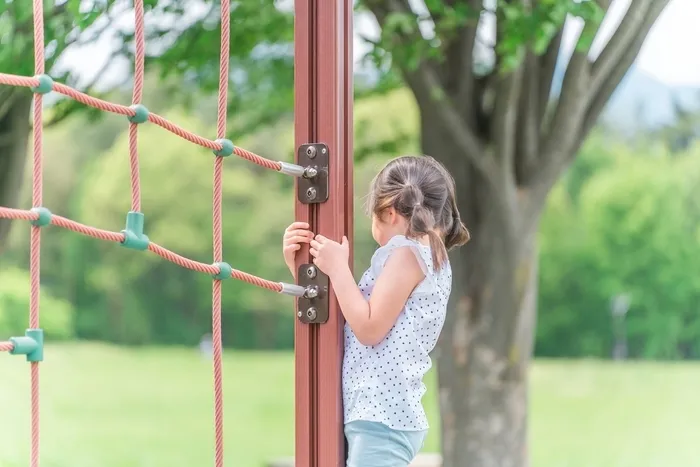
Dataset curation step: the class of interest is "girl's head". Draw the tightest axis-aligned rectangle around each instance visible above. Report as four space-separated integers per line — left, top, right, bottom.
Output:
367 156 470 269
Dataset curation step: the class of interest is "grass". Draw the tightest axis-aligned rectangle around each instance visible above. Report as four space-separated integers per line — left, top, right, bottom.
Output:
1 344 699 467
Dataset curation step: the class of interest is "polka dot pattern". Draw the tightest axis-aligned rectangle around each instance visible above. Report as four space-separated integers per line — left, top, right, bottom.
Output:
342 235 452 431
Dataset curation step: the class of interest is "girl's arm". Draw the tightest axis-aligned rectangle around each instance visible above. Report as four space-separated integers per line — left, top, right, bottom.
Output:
310 236 424 346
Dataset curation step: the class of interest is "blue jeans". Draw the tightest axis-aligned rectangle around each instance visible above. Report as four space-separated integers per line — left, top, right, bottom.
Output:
344 420 427 467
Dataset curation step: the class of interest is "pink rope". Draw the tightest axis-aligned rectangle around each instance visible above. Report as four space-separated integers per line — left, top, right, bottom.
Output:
0 74 282 171
0 342 14 352
52 83 133 116
129 0 145 212
30 0 44 464
0 207 40 221
0 73 40 88
50 215 126 243
0 208 283 291
212 1 231 461
0 75 283 172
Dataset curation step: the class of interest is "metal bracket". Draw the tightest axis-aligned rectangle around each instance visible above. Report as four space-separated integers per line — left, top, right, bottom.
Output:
297 264 329 324
297 143 329 204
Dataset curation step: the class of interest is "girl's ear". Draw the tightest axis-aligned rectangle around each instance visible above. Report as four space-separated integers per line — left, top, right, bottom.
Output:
385 207 399 225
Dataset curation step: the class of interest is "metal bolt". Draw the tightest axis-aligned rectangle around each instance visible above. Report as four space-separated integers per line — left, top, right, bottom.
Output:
306 187 317 201
306 266 317 279
306 307 317 321
297 311 303 318
303 166 318 179
304 286 319 299
321 147 327 154
306 146 317 159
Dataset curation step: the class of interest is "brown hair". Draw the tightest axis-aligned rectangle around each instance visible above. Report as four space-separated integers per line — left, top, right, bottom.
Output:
367 156 470 270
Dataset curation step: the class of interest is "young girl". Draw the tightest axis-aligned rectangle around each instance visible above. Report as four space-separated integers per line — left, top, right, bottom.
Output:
282 155 469 467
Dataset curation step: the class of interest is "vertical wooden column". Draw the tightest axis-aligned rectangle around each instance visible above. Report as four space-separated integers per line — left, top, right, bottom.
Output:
293 0 353 466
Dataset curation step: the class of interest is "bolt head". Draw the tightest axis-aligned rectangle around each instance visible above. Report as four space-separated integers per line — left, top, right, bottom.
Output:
306 187 317 200
297 311 303 318
306 146 317 159
306 266 317 279
306 307 317 321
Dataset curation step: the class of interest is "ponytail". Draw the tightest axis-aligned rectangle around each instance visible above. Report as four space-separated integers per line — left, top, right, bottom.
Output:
408 203 448 270
444 210 470 250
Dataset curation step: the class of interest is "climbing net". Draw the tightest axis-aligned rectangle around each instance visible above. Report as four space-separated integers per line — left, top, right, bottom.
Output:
0 1 313 466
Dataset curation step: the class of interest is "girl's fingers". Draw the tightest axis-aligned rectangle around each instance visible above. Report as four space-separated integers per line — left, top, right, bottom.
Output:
284 235 312 245
284 229 314 239
285 222 310 232
310 239 321 250
309 247 318 257
284 244 301 252
315 234 328 243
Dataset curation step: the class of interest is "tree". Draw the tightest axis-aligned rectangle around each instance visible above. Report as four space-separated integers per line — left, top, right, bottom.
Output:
356 0 670 465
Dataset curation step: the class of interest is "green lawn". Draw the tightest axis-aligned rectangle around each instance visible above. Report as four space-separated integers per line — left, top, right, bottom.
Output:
1 344 699 467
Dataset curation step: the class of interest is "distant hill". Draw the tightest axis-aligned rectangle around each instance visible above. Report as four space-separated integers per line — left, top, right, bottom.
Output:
602 64 699 132
551 61 699 134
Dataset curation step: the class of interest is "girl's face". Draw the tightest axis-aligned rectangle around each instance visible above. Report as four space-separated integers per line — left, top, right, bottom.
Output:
371 208 409 246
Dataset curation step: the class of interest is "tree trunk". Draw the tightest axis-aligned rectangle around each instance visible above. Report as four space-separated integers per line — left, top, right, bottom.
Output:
422 111 540 467
0 90 32 250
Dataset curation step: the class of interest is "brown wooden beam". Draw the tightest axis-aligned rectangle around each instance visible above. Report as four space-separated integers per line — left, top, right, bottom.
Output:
294 0 353 466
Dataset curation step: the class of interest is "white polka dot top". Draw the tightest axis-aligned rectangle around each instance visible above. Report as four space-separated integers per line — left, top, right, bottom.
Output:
342 235 452 431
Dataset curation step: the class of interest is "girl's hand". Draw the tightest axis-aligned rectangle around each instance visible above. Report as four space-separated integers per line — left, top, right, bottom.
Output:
310 235 350 278
283 222 314 277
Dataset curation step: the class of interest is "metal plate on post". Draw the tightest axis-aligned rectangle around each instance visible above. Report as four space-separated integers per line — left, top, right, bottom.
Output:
297 143 329 204
297 264 329 324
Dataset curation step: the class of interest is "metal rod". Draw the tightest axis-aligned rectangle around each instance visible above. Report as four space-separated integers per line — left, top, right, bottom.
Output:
279 161 319 179
280 282 307 297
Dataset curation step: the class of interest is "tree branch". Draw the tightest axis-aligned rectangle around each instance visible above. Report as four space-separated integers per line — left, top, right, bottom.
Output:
590 0 653 94
403 65 498 186
515 52 540 185
575 0 671 153
491 64 523 179
364 0 500 190
451 0 482 124
528 0 670 218
538 29 563 127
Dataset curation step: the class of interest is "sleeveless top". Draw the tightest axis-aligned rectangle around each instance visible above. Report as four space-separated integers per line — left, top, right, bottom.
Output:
342 235 452 431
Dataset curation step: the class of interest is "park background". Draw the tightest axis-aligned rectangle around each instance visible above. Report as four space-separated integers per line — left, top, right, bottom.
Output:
1 0 700 466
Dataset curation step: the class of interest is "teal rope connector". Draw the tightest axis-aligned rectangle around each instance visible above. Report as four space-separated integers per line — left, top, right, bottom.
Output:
30 74 53 94
212 262 233 280
128 104 149 124
120 211 150 251
30 207 52 227
213 139 234 157
9 329 44 362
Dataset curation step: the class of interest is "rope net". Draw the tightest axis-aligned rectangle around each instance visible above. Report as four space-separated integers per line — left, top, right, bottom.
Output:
0 2 303 466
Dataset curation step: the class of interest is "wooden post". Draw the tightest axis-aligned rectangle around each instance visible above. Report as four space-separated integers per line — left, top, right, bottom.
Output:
293 0 353 466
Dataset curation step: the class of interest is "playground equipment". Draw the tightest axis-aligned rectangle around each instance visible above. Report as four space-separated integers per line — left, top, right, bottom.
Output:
0 0 352 466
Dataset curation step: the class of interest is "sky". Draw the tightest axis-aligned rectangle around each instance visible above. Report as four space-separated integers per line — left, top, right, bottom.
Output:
62 0 700 89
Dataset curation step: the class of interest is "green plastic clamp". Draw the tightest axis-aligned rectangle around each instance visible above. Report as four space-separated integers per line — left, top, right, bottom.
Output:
120 211 150 251
30 74 53 94
30 207 52 227
9 329 44 362
212 262 233 280
128 104 149 124
213 139 234 158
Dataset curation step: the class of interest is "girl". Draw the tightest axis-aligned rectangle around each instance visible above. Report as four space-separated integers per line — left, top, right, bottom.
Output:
282 155 469 467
